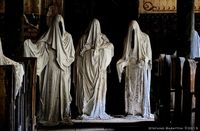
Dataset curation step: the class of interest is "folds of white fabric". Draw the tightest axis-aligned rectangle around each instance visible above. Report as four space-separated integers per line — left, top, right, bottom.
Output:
23 15 75 124
74 19 114 120
116 20 152 118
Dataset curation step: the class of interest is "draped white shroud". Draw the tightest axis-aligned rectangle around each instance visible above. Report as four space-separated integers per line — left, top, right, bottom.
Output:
73 19 114 120
24 15 75 124
116 20 153 119
0 38 24 97
190 30 200 59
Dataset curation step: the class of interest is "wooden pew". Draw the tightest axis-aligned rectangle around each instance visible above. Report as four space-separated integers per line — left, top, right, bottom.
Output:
0 57 37 131
182 59 196 128
0 65 15 131
154 55 198 129
16 57 37 131
195 58 200 129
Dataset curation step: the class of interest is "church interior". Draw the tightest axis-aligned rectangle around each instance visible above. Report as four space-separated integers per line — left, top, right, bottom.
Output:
1 0 200 130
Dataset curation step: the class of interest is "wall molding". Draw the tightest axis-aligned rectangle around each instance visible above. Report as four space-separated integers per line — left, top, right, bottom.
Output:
139 0 200 13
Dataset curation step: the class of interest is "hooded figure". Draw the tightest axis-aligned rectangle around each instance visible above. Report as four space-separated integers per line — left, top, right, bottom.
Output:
116 20 153 119
24 14 75 125
0 38 24 98
73 19 114 120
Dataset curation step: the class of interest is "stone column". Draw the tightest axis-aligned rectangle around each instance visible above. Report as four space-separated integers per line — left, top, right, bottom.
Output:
5 0 24 59
177 0 194 57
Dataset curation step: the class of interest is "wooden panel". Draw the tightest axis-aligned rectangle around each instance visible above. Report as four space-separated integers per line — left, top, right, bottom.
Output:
0 65 15 131
195 59 200 128
155 56 199 128
0 0 5 13
0 67 6 122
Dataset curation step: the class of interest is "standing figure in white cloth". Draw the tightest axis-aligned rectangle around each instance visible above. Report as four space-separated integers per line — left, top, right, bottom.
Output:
24 14 75 125
116 20 153 119
73 19 114 120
